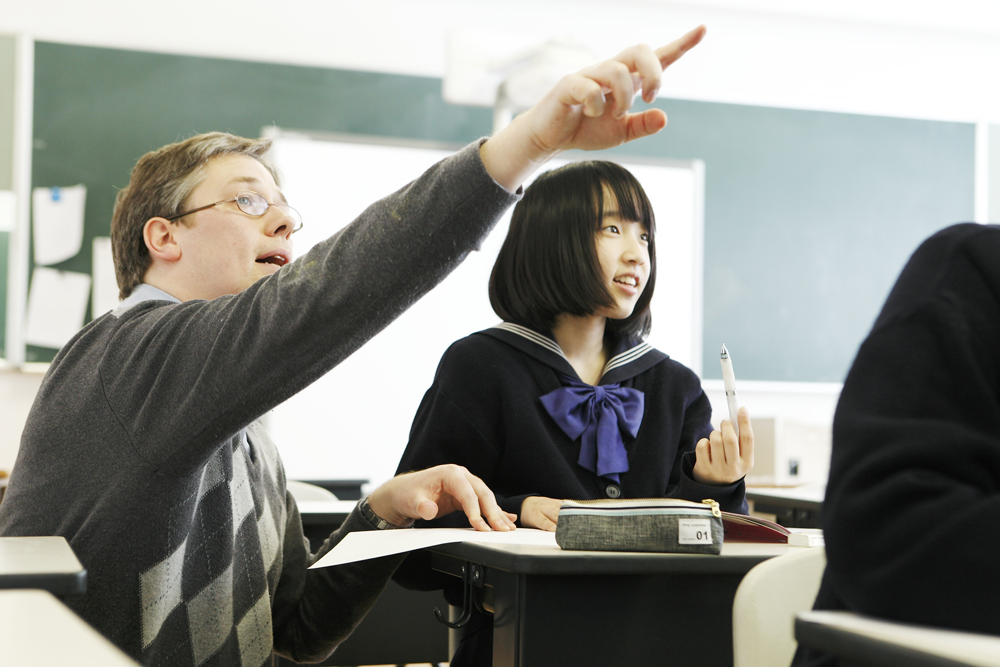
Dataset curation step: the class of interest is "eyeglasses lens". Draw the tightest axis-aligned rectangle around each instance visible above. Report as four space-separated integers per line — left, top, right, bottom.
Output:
235 192 303 233
235 192 268 216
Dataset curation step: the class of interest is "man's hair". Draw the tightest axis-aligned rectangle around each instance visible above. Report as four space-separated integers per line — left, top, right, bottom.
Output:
111 132 279 299
489 160 657 340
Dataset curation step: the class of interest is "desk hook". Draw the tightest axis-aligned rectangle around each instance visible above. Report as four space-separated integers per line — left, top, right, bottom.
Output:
434 562 482 628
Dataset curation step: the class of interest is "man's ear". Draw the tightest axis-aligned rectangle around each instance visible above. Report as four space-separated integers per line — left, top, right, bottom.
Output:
143 217 182 263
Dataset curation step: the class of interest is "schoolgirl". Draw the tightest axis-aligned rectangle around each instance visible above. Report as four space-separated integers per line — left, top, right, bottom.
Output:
395 160 754 665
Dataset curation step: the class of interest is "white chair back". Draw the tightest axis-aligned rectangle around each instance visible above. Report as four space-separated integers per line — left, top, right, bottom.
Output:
733 546 827 667
286 480 339 502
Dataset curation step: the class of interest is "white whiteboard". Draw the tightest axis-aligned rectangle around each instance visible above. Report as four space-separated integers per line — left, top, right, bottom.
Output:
264 131 704 488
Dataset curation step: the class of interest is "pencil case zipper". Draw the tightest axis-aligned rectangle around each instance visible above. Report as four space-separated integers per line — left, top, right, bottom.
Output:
560 497 721 518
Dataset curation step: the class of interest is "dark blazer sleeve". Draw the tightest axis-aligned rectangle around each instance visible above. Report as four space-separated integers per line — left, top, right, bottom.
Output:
396 339 534 519
392 339 512 592
671 385 749 514
819 223 1000 635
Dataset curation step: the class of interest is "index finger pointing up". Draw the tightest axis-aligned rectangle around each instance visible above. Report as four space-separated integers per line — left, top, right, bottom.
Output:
656 25 707 69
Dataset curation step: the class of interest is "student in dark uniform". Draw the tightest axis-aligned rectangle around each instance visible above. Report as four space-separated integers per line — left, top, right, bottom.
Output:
794 222 1000 666
395 160 755 666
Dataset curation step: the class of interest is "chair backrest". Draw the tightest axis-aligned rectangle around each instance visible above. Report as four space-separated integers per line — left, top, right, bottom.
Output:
286 480 339 502
733 546 827 667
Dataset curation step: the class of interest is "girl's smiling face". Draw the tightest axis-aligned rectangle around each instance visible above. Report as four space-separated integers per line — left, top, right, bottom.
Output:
594 194 650 321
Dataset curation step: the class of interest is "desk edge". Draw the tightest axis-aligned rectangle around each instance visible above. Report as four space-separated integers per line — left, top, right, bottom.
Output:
794 616 980 667
0 569 87 597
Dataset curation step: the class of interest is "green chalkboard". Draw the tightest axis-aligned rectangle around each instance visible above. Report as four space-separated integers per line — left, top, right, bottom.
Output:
29 42 974 379
602 101 974 381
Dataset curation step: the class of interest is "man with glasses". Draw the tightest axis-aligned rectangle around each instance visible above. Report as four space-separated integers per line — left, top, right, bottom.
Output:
0 28 705 667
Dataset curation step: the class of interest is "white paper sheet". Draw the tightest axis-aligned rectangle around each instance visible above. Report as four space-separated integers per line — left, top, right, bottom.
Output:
24 267 92 349
0 190 16 232
91 237 120 317
310 528 558 568
32 184 86 265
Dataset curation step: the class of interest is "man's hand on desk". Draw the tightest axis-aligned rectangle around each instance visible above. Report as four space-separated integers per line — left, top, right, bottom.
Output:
367 465 518 532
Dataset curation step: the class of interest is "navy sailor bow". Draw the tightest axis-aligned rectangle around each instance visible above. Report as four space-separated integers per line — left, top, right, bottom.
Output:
539 375 644 483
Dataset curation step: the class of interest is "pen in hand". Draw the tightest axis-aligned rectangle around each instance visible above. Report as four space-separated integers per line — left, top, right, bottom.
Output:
720 344 740 440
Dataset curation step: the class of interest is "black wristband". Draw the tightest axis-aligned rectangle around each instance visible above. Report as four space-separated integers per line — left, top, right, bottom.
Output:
359 496 400 530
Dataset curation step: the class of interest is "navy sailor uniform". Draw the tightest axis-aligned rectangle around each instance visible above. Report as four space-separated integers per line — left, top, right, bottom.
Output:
394 323 748 667
396 321 748 521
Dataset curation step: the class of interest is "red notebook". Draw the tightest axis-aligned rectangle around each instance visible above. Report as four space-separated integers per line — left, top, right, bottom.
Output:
722 512 824 546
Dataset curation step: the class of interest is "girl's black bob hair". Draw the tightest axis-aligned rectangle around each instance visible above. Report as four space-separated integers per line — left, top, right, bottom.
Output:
489 160 656 340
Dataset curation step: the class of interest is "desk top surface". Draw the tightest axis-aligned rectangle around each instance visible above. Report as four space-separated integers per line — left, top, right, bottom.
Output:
796 611 1000 667
0 536 87 595
0 536 84 575
296 499 357 527
746 484 826 507
431 540 798 576
0 589 139 666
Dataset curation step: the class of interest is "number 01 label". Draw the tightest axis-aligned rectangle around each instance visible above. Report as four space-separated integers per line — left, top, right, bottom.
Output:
678 519 713 545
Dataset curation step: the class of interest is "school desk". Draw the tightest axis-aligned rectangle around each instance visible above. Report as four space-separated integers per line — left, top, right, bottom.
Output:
429 540 798 667
795 610 1000 667
0 589 139 666
0 535 86 596
747 484 826 528
1 589 139 665
296 499 358 527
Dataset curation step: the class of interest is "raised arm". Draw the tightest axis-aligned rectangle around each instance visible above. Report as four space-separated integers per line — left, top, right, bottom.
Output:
480 26 707 192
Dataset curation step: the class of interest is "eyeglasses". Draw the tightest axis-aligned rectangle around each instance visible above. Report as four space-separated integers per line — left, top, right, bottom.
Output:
166 191 303 233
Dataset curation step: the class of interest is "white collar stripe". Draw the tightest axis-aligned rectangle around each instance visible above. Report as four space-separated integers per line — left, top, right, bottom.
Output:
493 323 568 360
491 323 660 380
603 342 654 373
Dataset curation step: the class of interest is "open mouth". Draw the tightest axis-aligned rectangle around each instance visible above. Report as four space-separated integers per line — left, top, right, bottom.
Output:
614 275 638 288
256 252 289 268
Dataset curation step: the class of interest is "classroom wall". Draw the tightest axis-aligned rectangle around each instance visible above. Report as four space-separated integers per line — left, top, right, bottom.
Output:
23 40 975 382
2 1 1000 123
0 370 42 474
13 41 974 485
0 36 15 471
0 35 13 190
0 2 996 476
0 34 13 359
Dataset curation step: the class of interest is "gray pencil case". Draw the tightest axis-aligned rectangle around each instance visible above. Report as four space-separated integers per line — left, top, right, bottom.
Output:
555 498 724 555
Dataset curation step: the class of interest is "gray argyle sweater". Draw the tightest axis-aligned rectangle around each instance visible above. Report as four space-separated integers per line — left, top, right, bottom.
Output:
0 141 518 667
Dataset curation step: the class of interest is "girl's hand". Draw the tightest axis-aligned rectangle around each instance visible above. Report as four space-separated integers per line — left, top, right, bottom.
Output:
692 407 755 485
520 496 563 531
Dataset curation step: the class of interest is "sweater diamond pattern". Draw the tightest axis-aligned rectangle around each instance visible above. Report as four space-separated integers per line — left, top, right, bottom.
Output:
141 537 187 648
230 450 256 538
189 562 234 664
257 494 280 574
237 590 274 667
138 424 281 667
